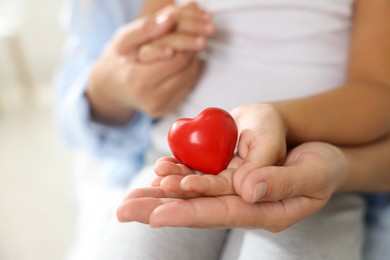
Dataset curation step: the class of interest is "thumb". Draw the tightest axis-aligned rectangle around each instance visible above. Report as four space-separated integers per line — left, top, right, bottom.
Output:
239 152 330 203
232 128 286 196
115 12 175 55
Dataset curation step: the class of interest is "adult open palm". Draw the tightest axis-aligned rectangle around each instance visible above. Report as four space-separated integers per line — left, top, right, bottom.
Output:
117 142 347 231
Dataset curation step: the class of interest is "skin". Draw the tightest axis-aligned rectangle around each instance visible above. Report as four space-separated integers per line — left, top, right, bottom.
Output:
86 2 215 124
137 2 215 63
116 0 390 230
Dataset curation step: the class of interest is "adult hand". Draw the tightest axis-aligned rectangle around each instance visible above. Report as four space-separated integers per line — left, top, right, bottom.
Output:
86 4 212 124
117 142 347 231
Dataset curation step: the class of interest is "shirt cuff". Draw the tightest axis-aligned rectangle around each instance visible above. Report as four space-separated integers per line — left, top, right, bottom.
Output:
57 65 152 159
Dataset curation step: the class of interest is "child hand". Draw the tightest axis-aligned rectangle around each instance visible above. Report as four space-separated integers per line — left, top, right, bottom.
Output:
150 155 241 198
151 104 287 200
137 2 215 63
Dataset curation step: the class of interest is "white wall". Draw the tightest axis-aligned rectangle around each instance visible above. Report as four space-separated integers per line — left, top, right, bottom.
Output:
0 1 76 260
22 0 66 83
0 0 66 86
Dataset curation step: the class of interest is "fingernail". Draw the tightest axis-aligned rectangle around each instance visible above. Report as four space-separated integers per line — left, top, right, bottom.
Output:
155 14 170 25
253 182 268 202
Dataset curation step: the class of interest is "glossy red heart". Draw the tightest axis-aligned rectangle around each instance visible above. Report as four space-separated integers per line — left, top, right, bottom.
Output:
168 107 238 175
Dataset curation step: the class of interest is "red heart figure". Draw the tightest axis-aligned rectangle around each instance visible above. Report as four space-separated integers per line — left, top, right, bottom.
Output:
168 107 238 175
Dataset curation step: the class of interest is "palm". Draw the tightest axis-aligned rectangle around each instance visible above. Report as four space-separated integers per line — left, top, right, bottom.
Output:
118 189 328 230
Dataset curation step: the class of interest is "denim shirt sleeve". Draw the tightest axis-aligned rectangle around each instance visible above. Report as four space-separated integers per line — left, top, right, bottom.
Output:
54 0 150 162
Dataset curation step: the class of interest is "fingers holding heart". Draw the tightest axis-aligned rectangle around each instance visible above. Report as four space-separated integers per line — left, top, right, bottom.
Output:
153 167 235 197
153 157 196 188
179 169 236 196
154 156 236 197
154 156 195 177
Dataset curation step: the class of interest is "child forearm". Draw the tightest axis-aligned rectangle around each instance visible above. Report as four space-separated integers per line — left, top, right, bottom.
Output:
337 134 390 192
272 81 390 146
272 0 390 146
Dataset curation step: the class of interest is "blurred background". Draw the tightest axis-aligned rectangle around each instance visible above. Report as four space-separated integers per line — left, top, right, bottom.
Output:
0 0 76 259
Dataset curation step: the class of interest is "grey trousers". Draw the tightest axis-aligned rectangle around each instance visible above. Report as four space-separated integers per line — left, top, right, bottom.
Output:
220 193 364 260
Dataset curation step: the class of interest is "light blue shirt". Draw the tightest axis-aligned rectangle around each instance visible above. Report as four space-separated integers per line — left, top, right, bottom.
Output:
55 0 150 186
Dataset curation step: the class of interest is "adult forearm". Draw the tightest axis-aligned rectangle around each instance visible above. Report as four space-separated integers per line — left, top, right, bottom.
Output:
338 133 390 192
272 82 390 145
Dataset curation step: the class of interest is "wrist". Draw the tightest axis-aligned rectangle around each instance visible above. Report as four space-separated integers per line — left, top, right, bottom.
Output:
327 145 351 193
267 102 290 144
232 103 288 164
85 77 135 126
335 146 362 192
255 103 289 145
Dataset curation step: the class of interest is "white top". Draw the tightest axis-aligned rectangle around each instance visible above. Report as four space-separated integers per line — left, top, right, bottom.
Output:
151 0 355 155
